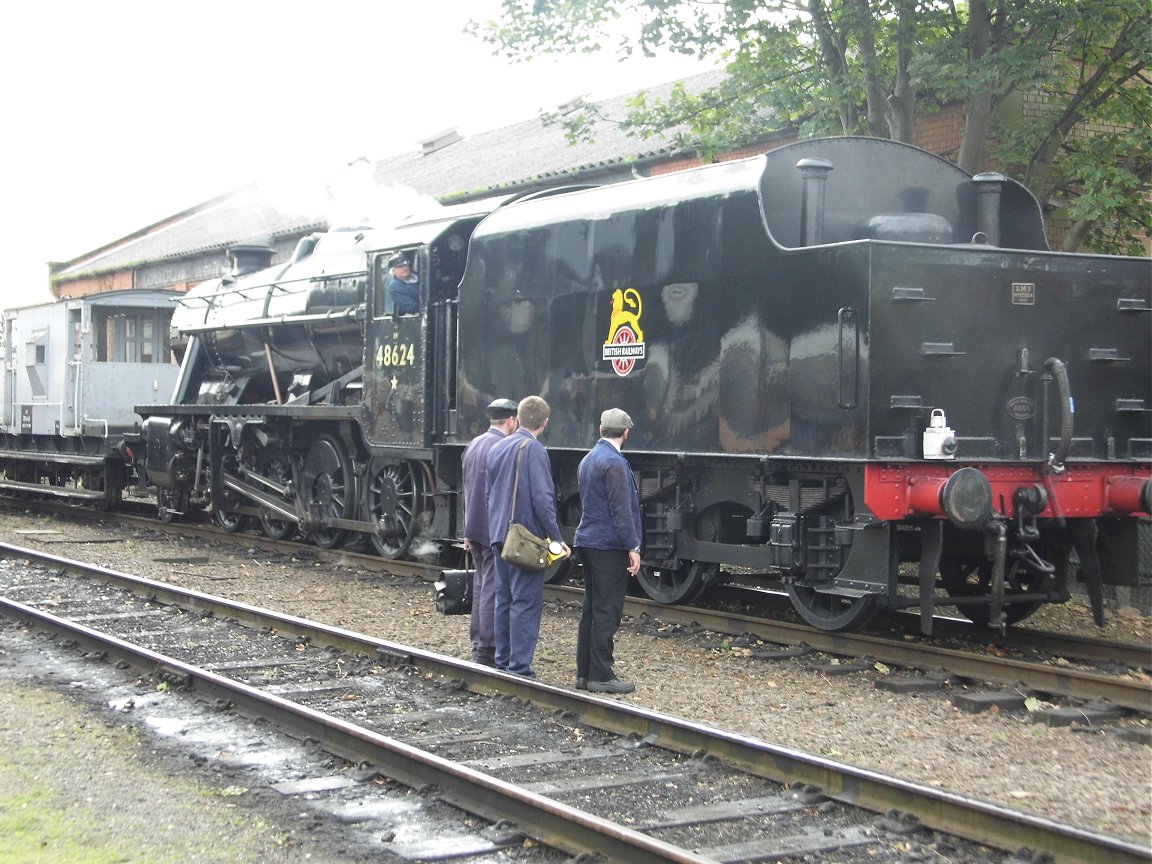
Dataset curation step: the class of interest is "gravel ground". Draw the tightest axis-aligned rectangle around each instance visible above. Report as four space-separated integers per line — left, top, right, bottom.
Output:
1 505 1149 854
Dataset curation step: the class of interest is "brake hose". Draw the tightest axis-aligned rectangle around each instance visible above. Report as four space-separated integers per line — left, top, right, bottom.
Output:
1043 357 1073 470
1042 357 1073 528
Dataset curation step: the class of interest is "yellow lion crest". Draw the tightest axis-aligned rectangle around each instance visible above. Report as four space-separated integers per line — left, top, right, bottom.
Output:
605 288 644 344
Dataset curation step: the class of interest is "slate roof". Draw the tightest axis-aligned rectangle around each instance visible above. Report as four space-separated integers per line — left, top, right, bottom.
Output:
54 70 728 282
373 70 728 199
53 186 329 278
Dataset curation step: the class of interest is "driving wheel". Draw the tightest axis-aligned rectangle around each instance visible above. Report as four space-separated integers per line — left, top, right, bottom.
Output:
257 453 296 541
301 434 352 549
366 459 424 558
213 451 246 532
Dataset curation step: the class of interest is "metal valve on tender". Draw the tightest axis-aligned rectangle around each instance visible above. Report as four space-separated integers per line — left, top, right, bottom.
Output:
923 409 957 460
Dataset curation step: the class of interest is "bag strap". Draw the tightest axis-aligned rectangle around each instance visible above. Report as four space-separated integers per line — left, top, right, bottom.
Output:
508 439 530 529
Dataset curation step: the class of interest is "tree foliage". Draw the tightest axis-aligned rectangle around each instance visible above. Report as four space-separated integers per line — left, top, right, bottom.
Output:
470 1 1149 254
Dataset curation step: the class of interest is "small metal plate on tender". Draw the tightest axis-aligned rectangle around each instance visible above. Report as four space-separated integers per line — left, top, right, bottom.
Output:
1011 281 1036 305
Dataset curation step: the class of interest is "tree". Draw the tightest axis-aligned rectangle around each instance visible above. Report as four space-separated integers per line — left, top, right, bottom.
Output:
470 1 1149 254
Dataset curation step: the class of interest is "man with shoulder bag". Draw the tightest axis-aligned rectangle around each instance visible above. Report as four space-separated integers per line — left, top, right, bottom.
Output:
461 397 519 666
486 396 570 677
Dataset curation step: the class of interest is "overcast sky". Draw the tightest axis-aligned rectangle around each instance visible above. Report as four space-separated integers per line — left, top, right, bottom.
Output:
1 1 715 309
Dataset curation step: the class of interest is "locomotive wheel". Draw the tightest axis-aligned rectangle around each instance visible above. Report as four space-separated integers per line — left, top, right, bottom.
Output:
261 511 295 540
939 556 1045 626
302 435 352 549
156 488 186 524
213 450 247 532
157 491 176 523
213 505 246 533
636 560 719 605
258 454 296 541
786 583 878 631
366 459 423 559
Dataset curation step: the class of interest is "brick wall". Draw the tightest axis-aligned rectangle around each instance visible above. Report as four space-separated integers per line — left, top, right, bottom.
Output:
912 106 966 160
649 115 971 178
54 271 135 299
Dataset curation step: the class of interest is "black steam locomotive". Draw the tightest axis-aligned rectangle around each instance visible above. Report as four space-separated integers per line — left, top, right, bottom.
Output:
135 136 1150 633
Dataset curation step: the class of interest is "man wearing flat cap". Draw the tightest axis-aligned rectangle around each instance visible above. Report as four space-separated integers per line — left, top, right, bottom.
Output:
388 255 420 315
572 407 642 694
461 398 519 666
486 395 570 677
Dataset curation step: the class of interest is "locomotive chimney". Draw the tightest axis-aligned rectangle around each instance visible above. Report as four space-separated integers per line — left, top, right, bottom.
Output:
797 157 834 246
971 173 1006 246
228 245 275 276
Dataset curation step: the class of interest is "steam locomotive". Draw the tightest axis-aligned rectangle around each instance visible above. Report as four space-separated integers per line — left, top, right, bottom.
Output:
19 136 1150 634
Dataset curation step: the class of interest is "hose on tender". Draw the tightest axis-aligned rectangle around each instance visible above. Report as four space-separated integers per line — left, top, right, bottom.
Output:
1043 357 1073 471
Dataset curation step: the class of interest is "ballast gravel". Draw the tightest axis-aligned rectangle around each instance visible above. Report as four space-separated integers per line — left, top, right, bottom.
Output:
0 506 1148 855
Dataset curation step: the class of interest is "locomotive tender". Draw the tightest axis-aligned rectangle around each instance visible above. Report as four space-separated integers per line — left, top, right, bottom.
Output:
130 136 1149 633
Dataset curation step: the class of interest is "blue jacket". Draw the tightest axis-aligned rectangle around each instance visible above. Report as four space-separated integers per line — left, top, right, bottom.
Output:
461 426 506 545
573 439 642 551
486 428 562 546
389 276 420 315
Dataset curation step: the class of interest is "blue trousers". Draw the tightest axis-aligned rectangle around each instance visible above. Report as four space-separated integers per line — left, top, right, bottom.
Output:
575 547 630 683
468 543 497 664
492 546 546 677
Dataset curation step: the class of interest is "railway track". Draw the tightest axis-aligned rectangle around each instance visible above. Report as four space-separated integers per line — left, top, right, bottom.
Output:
0 543 1148 864
595 588 1152 713
10 498 1150 715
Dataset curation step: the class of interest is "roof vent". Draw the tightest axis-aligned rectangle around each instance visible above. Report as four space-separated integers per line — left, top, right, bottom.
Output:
555 96 585 115
421 128 462 156
228 245 275 276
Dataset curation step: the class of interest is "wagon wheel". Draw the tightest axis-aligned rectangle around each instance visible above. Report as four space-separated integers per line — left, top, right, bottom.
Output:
301 434 352 549
786 583 878 631
939 556 1045 626
636 559 719 605
95 465 124 512
257 453 296 541
635 505 728 604
366 459 424 559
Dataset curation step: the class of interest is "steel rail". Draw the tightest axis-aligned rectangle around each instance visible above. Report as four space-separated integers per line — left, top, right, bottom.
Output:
0 597 713 864
1 542 1147 864
12 499 1149 672
559 587 1152 711
58 504 1152 677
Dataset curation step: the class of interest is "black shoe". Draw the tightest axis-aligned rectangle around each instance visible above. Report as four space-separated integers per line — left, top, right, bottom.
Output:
587 678 634 694
575 678 587 690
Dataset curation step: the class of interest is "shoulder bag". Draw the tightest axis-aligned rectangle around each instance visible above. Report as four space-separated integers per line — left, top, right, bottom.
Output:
499 441 550 572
